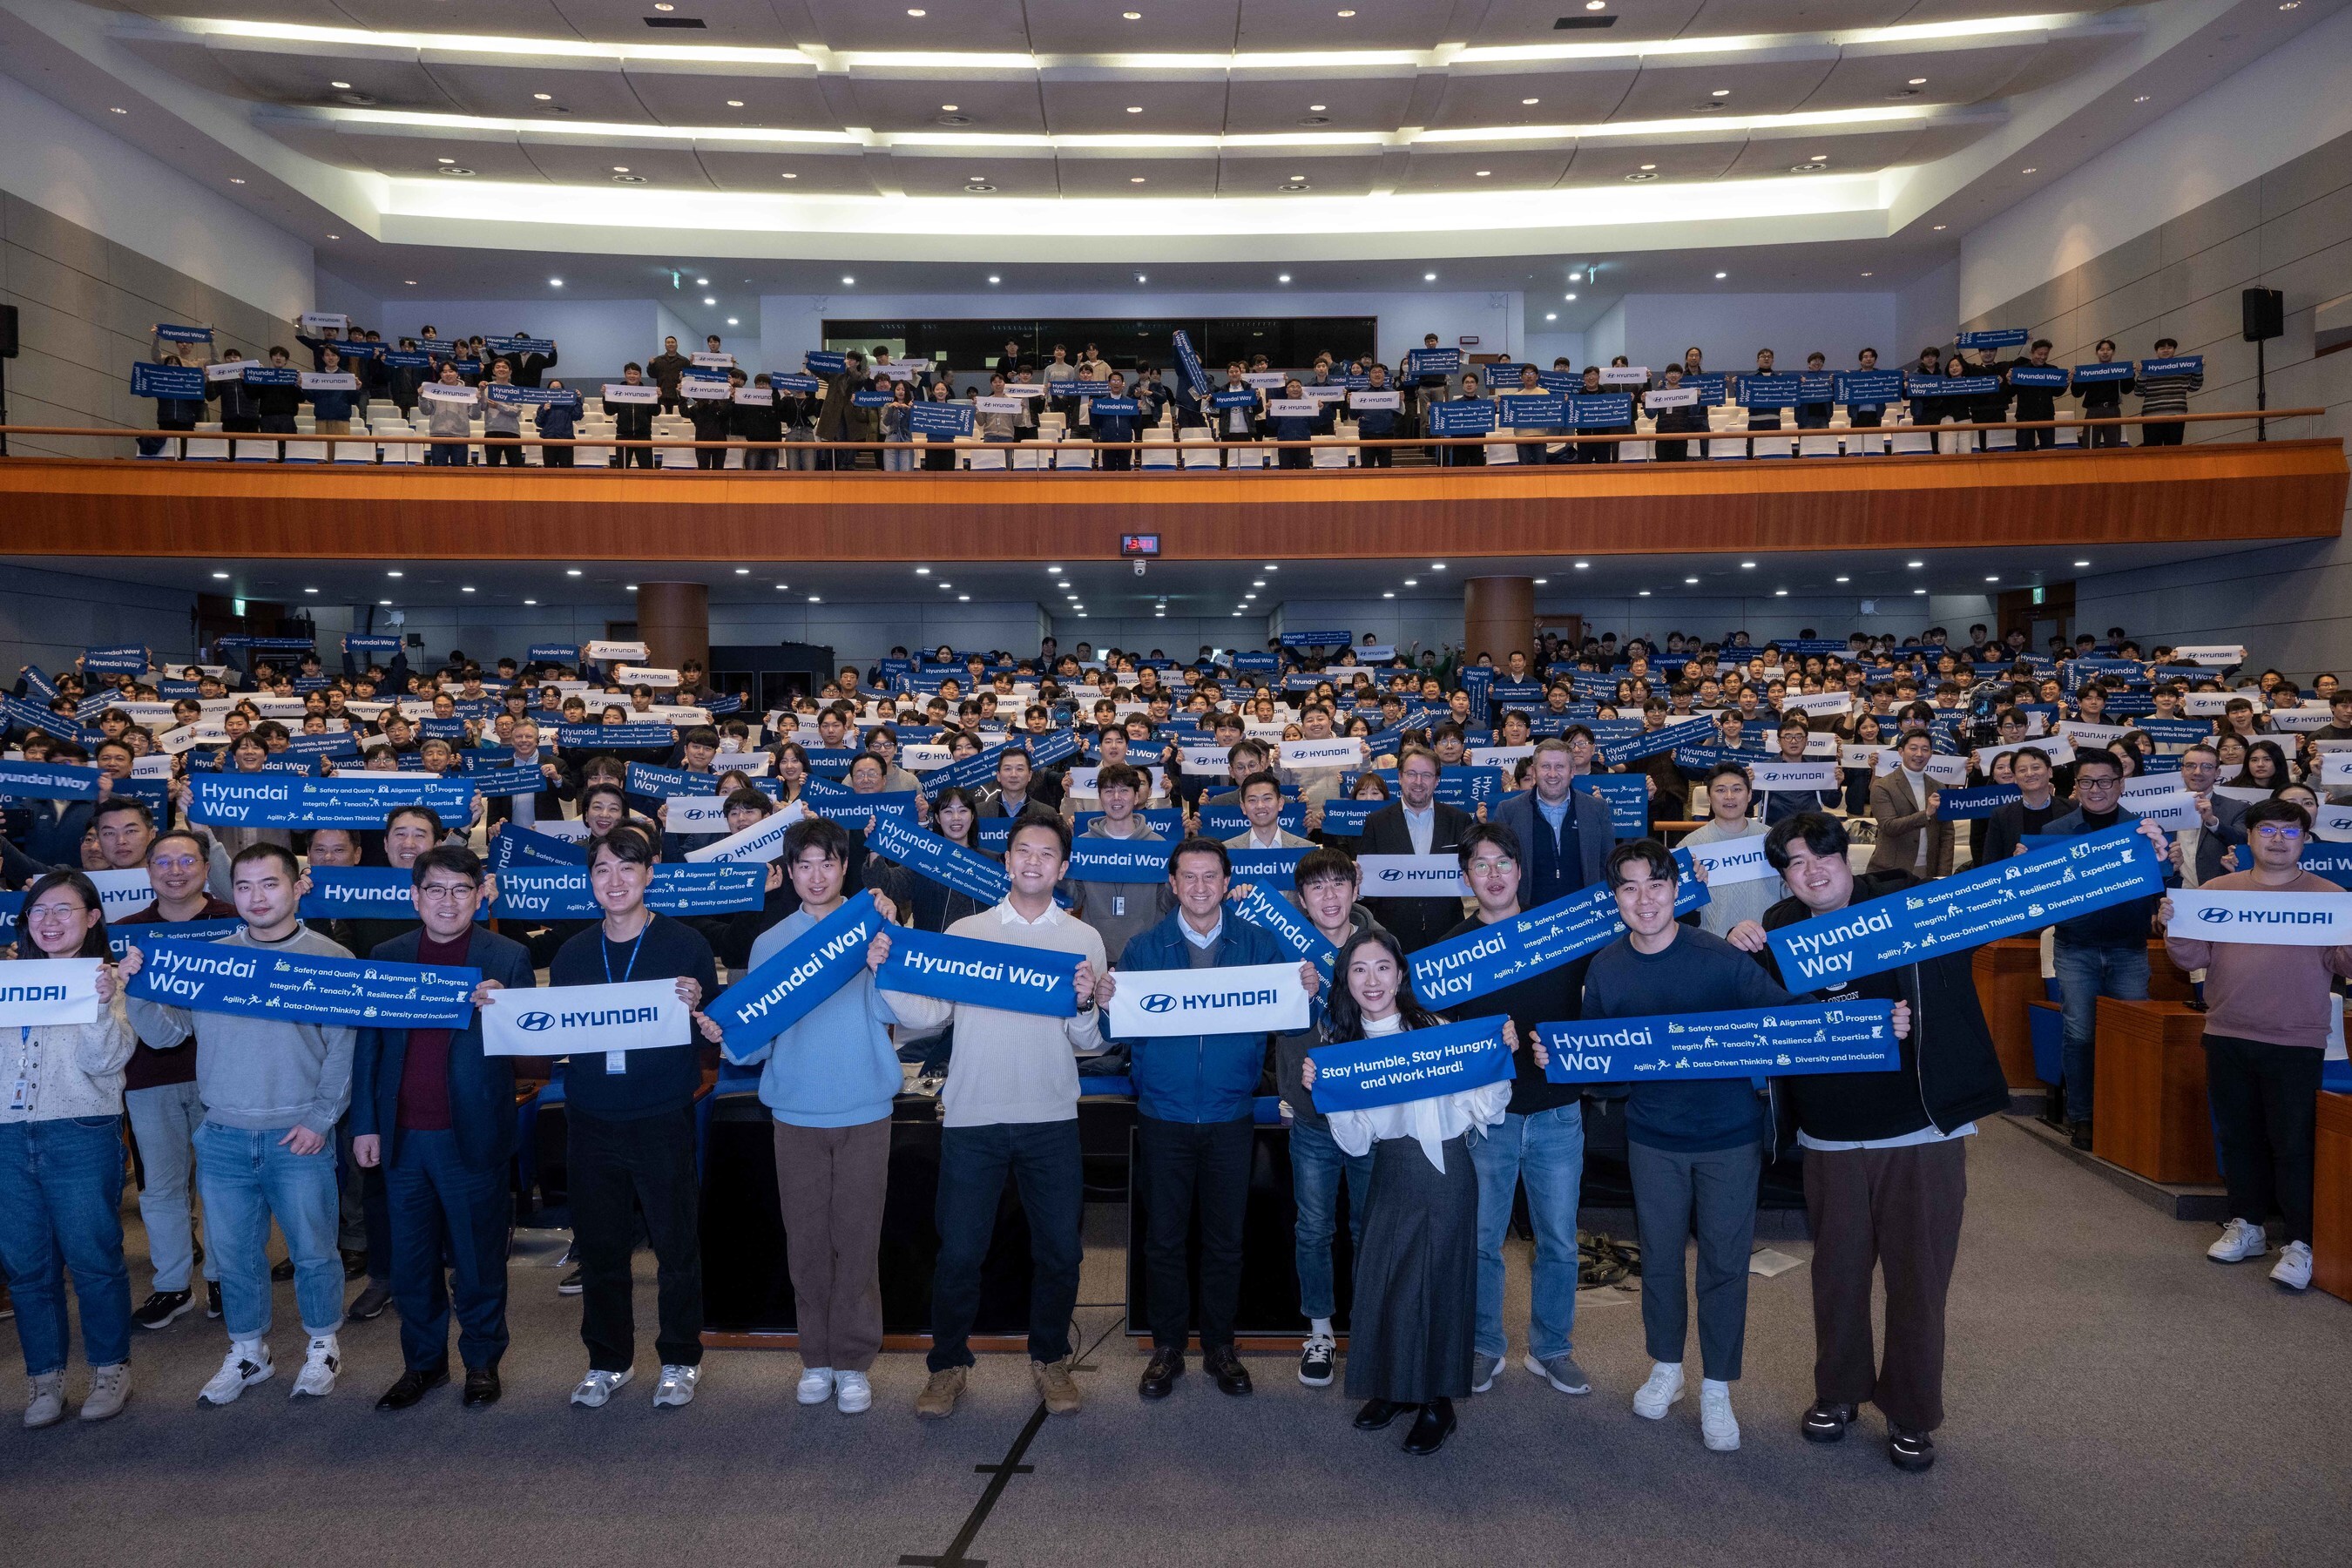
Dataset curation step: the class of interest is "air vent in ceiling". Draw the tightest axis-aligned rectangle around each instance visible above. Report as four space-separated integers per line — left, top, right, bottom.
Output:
1553 14 1617 27
644 16 707 26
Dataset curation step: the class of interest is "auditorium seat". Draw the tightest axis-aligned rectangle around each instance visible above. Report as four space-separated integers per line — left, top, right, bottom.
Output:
1310 433 1352 468
1178 429 1221 470
1890 423 1934 456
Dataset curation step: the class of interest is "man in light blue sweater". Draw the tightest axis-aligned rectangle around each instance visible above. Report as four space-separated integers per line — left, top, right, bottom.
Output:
697 816 902 1416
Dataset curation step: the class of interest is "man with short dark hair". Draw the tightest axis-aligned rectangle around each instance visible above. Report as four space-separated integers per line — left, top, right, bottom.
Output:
1359 746 1476 951
350 847 537 1410
124 843 359 1405
2136 335 2200 446
549 826 719 1410
1099 836 1319 1402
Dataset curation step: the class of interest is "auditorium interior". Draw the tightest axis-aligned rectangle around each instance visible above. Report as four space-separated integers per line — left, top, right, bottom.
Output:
2 0 2350 1563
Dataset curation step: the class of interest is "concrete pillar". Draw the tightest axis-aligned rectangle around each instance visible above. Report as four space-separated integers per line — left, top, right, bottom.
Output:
636 581 708 675
1463 575 1534 669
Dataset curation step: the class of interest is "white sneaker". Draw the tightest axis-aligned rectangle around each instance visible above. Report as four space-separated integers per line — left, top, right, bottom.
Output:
79 1363 131 1423
199 1341 274 1406
2270 1240 2313 1291
835 1370 873 1415
1700 1379 1740 1451
2207 1218 2269 1263
291 1335 341 1399
1632 1362 1685 1421
652 1363 700 1409
24 1371 65 1429
571 1368 632 1408
797 1367 836 1405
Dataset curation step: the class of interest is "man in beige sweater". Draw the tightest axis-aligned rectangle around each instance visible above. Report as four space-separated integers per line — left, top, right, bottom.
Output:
878 812 1104 1420
2162 796 2352 1292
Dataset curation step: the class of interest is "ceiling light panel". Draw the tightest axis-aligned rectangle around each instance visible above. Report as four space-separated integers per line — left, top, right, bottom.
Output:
1037 78 1227 137
1606 48 1839 123
1392 145 1575 193
791 0 1035 52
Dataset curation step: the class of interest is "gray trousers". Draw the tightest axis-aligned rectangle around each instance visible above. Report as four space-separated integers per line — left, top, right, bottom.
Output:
1628 1139 1761 1382
125 1080 215 1294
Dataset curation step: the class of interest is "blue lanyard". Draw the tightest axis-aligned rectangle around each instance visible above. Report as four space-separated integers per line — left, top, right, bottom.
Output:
603 923 649 985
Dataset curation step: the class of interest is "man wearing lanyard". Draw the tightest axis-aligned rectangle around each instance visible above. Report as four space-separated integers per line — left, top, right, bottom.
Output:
547 825 718 1410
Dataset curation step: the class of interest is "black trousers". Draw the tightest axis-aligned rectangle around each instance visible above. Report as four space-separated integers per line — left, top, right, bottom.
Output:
616 443 654 468
1099 447 1133 471
2142 421 2185 446
694 446 727 470
2205 1032 2323 1243
543 447 575 468
482 432 525 466
1803 1137 1967 1433
1361 445 1391 468
1137 1116 1254 1350
1850 409 1883 429
569 1106 703 1371
929 1119 1083 1370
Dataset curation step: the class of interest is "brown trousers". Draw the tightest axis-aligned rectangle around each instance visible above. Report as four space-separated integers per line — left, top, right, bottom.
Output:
772 1118 893 1372
1802 1136 1968 1433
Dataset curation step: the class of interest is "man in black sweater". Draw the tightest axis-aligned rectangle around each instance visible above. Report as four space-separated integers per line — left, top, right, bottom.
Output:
1977 743 2066 862
1443 823 1592 1401
2007 338 2060 449
1731 813 2009 1474
549 825 719 1411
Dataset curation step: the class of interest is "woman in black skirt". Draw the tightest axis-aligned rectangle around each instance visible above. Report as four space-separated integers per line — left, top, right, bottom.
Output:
1304 929 1515 1455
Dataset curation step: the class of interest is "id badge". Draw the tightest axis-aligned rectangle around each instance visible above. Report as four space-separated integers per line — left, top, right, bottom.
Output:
605 1051 627 1075
7 1078 29 1111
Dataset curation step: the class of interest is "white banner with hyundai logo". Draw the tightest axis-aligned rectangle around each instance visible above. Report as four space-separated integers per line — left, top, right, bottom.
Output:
2166 889 2352 946
480 978 691 1074
1355 854 1470 897
1105 962 1310 1038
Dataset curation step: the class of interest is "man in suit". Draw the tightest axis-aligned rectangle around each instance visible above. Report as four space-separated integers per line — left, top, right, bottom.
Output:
483 718 573 834
1359 745 1477 951
1490 738 1617 908
2173 743 2252 885
350 846 538 1411
1978 744 2068 864
1867 730 1955 880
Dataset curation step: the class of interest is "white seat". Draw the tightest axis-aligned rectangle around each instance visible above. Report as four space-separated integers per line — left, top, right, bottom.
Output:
965 444 1007 470
1180 441 1223 470
1798 431 1840 458
1982 425 2017 451
1309 435 1351 468
1889 424 1934 456
1139 440 1179 469
1936 422 1972 456
331 438 375 463
183 435 230 460
281 438 327 463
1709 435 1751 460
2051 412 2081 448
1225 444 1268 470
232 437 275 461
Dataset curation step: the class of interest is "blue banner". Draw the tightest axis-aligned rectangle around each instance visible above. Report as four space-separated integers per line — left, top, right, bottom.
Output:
1170 328 1209 395
1227 846 1307 889
91 918 242 963
83 645 147 674
0 760 101 801
1609 716 1720 766
1909 375 2002 397
155 323 213 344
527 644 578 665
625 763 725 801
131 362 206 399
875 925 1082 1017
1411 855 1707 1010
241 367 300 388
1308 1014 1512 1112
299 866 488 923
280 733 359 764
771 373 821 395
909 402 974 437
1429 401 1496 436
2139 355 2202 378
2071 362 2133 384
868 814 1009 907
1837 370 1904 405
1211 389 1259 409
186 774 473 828
556 722 674 749
1281 629 1351 649
382 350 430 371
1934 784 2020 821
465 764 548 799
1231 650 1278 675
1497 394 1564 429
1736 374 1803 409
1088 396 1139 416
1796 373 1837 403
1572 393 1633 428
1539 1000 1898 1084
1067 840 1173 883
492 864 762 920
342 634 402 656
485 823 588 871
704 893 884 1059
1768 822 2164 988
485 336 556 356
851 389 894 408
2009 365 2070 389
1317 800 1377 837
125 943 480 1028
1198 802 1307 837
483 384 579 408
1230 882 1335 982
805 350 848 375
1956 328 2029 349
18 665 57 702
1405 348 1461 377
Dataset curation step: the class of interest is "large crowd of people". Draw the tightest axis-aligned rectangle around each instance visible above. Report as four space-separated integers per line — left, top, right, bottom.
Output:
2 616 2341 1466
125 317 2209 468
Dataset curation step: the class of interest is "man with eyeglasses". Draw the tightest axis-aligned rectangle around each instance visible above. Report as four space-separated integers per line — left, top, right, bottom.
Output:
349 846 537 1409
1446 822 1593 1402
116 829 235 1328
2162 798 2352 1291
2038 752 2180 1148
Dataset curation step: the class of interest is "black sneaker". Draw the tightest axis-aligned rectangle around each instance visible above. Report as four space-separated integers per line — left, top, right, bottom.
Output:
1298 1334 1336 1388
270 1258 295 1282
206 1282 223 1319
348 1280 394 1321
2068 1121 2094 1152
133 1288 196 1329
558 1267 584 1296
341 1250 370 1281
1801 1400 1855 1443
1889 1428 1936 1471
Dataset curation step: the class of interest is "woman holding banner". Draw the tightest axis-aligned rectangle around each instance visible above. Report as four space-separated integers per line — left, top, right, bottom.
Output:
0 871 139 1428
1303 928 1513 1456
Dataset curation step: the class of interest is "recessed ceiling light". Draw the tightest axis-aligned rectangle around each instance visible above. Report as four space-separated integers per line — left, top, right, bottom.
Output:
808 595 821 603
1835 575 1850 583
1125 10 1141 17
733 567 750 575
1774 589 1788 597
626 584 639 591
566 569 583 577
703 296 715 305
1126 105 1143 113
1310 104 1327 112
302 587 318 594
1638 590 1652 597
326 233 339 240
1475 170 1490 177
1569 270 1583 280
1265 564 1277 570
1533 578 1547 585
1382 591 1395 599
1137 273 1147 282
438 157 455 164
612 165 630 172
1336 8 1355 14
1424 271 1437 280
1545 312 1557 321
549 277 564 287
781 172 797 179
524 598 538 605
1933 224 1947 231
915 566 929 575
379 599 393 606
533 92 551 101
212 571 230 579
1810 152 1828 160
461 585 476 593
109 106 126 115
1685 576 1699 585
1984 575 2000 583
387 571 403 578
2133 95 2151 104
1521 97 1539 105
1861 271 1873 277
906 6 925 13
727 317 738 325
841 275 855 284
1404 578 1417 586
727 99 743 108
654 3 673 9
1278 274 1291 282
1907 560 1923 568
779 583 792 590
2020 166 2038 174
1639 165 1656 172
1130 176 1146 183
1573 561 1588 569
1740 561 1756 569
958 595 970 602
1711 88 1730 97
1431 563 1445 571
1565 293 1577 301
2074 559 2090 567
1913 588 1926 596
940 104 957 112
1714 272 1727 279
1586 0 1605 9
229 177 246 184
330 80 351 90
1909 77 1928 85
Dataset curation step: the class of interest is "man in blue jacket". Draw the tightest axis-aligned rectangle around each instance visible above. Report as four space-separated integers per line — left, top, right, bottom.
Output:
1100 836 1321 1402
1489 738 1618 908
350 845 538 1411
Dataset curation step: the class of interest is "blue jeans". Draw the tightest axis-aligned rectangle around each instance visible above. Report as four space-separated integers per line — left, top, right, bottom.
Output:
387 1128 510 1373
126 1079 216 1293
0 1117 132 1375
1469 1105 1586 1362
2054 940 2150 1123
193 1120 345 1339
1288 1119 1371 1321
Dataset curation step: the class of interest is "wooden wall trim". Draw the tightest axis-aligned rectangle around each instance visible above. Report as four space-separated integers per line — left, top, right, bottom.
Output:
0 440 2340 561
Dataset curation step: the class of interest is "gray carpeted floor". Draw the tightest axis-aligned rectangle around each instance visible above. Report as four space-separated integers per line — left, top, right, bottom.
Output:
4 1115 2347 1567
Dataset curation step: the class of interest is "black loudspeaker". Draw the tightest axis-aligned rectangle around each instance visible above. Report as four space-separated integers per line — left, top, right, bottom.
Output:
0 302 17 358
2242 287 2284 342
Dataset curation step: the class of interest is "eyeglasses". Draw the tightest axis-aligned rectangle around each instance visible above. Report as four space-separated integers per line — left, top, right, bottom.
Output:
149 855 202 873
416 882 478 902
1466 857 1516 875
2252 825 2306 841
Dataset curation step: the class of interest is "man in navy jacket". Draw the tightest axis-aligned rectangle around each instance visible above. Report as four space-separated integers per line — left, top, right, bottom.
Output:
351 846 538 1410
1101 837 1321 1402
1490 739 1618 908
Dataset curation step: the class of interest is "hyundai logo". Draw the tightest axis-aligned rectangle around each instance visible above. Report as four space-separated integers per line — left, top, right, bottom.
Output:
1140 994 1177 1014
517 1011 556 1032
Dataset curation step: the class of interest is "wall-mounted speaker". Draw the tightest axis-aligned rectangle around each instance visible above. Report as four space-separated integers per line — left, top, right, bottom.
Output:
2242 287 2284 342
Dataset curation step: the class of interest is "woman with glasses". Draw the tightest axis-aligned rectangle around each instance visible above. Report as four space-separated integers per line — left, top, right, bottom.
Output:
0 871 139 1427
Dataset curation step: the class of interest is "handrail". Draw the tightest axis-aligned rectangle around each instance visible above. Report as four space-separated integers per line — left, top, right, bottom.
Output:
0 407 2322 457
